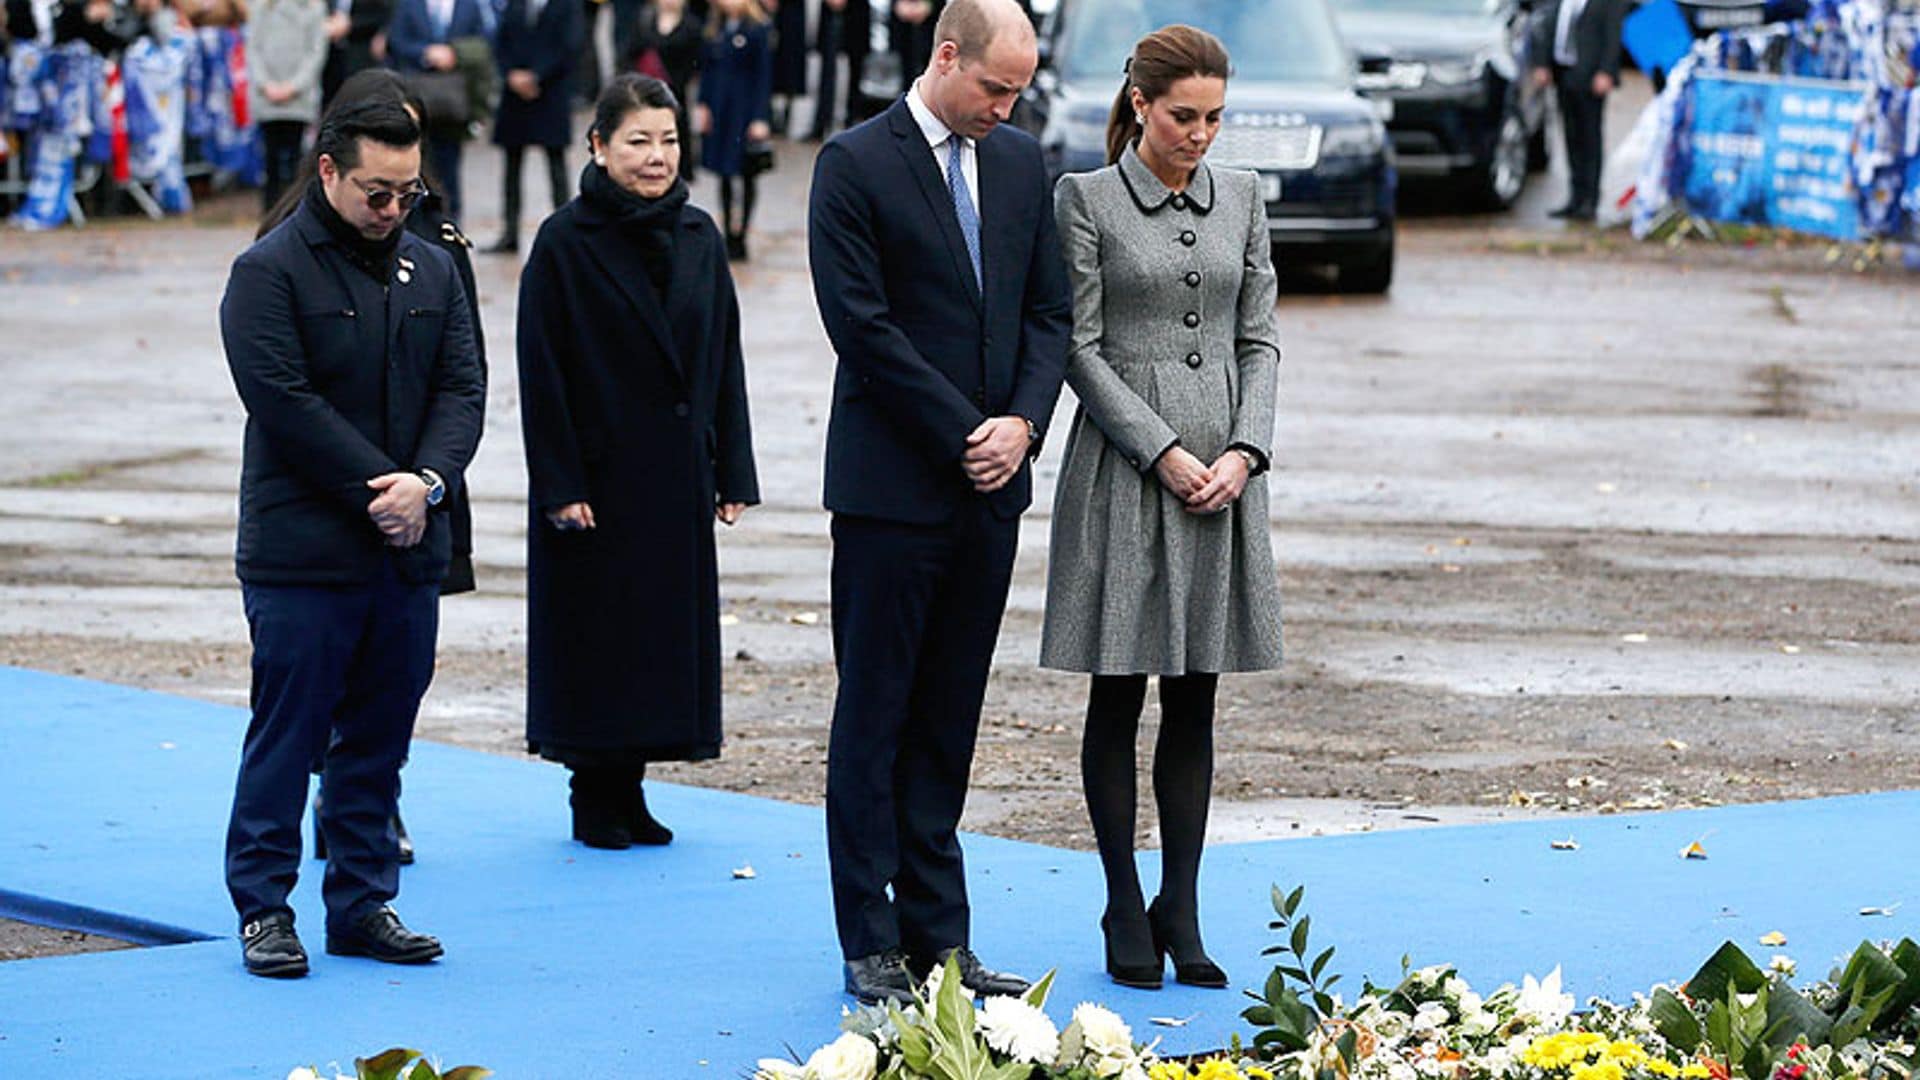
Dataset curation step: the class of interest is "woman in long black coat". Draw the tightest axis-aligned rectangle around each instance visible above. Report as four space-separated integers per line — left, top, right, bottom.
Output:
518 72 759 850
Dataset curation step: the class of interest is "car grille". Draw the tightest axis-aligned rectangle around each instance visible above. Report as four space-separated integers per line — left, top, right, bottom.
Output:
1209 125 1322 171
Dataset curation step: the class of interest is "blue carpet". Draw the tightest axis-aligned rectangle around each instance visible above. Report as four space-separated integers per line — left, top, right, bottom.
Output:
0 665 1914 1078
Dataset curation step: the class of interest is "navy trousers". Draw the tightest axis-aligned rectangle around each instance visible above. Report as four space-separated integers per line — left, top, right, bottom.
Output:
225 558 438 933
825 504 1019 961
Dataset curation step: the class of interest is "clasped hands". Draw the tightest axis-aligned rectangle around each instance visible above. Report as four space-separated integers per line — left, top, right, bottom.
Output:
367 472 430 548
1155 446 1249 515
962 416 1031 494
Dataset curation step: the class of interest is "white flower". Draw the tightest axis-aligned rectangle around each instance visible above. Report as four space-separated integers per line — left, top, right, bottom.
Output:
286 1069 321 1080
1072 1002 1135 1059
978 995 1061 1064
1516 967 1573 1025
802 1032 879 1080
1769 954 1798 977
920 961 945 1004
754 1060 810 1080
1414 1002 1451 1031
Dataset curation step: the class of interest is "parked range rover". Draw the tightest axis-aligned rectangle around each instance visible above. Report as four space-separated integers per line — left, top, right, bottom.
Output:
1020 0 1399 293
1334 0 1550 210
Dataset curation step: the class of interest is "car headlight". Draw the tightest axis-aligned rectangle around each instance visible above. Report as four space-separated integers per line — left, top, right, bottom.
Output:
1423 56 1489 86
1320 120 1386 158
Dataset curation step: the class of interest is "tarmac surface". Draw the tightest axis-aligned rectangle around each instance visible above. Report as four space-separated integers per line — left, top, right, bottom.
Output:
1 73 1916 871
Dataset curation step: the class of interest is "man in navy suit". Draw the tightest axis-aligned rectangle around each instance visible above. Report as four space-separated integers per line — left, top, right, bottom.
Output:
220 98 484 978
807 0 1070 1007
385 0 493 217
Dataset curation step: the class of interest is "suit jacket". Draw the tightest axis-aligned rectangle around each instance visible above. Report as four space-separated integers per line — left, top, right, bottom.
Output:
808 95 1071 525
221 199 486 586
1531 0 1627 84
386 0 491 71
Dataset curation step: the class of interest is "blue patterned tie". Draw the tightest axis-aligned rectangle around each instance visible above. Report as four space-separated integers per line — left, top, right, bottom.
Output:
946 133 982 288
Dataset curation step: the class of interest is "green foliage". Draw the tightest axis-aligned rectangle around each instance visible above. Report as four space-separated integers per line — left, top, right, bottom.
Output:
1242 884 1347 1066
346 1048 491 1080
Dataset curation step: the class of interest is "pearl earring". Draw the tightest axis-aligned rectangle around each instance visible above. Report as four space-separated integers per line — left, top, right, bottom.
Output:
1135 112 1146 124
595 155 606 166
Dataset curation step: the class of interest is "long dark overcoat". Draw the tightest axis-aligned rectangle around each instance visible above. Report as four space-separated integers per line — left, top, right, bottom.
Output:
492 0 584 149
516 193 759 761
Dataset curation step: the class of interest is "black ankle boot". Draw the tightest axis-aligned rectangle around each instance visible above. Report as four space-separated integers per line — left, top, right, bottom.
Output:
569 769 632 849
627 778 673 846
1148 896 1227 988
1100 908 1162 989
726 232 748 262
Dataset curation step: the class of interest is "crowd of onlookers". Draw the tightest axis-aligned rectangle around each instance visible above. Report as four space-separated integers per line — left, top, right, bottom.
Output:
1 0 1039 246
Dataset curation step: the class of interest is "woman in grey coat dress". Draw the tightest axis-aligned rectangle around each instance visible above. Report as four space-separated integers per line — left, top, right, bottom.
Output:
1040 24 1281 992
248 0 329 208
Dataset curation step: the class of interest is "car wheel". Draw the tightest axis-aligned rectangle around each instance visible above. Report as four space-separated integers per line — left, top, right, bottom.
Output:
1468 109 1530 210
1340 236 1394 294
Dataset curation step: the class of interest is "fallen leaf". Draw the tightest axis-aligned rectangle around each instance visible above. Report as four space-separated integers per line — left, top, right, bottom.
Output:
1441 564 1463 574
1663 738 1689 752
789 611 820 626
731 864 757 879
1550 838 1580 851
1621 633 1650 644
718 613 741 627
1679 840 1708 860
1779 644 1801 654
1758 931 1788 946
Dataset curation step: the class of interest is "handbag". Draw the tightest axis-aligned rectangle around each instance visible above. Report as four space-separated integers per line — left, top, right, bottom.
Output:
403 69 470 134
743 138 775 178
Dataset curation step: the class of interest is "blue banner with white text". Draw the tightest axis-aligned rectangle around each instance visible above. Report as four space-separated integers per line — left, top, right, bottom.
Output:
1682 73 1865 240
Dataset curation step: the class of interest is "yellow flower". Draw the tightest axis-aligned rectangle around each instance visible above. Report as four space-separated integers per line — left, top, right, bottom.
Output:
1194 1060 1244 1080
1248 1069 1274 1080
1603 1041 1650 1067
1572 1062 1625 1080
1147 1064 1194 1080
1647 1060 1680 1077
1680 1066 1712 1078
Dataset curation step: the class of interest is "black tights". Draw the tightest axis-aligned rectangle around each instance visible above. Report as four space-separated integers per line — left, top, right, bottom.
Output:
1081 673 1218 935
717 172 758 237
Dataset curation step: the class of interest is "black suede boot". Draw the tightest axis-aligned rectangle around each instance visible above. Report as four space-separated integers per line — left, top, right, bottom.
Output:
570 768 632 849
627 767 673 846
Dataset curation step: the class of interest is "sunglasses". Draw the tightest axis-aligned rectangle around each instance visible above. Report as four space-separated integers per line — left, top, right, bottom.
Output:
349 176 428 211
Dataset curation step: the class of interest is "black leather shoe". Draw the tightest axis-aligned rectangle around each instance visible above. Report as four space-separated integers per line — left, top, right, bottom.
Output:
844 948 915 1007
325 905 443 964
1148 898 1227 988
570 769 632 850
242 911 308 978
1101 912 1163 989
914 946 1031 998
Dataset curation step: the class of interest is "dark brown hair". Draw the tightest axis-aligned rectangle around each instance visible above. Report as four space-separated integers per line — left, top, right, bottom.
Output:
1105 25 1231 167
589 73 681 152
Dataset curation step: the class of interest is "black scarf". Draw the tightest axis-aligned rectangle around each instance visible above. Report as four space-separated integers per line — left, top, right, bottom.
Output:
304 179 403 284
580 162 686 296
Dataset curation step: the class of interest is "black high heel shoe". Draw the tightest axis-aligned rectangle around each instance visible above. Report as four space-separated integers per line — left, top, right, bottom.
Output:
1100 911 1163 989
1148 897 1228 988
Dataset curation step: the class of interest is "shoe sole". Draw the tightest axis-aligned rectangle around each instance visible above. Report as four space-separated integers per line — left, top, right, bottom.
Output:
1108 972 1163 990
325 940 444 964
246 957 309 978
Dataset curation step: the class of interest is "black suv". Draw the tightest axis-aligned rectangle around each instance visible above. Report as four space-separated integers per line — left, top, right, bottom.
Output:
1334 0 1550 210
1019 0 1399 293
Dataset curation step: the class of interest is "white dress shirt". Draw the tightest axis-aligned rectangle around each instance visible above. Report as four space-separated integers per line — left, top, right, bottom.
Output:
1553 0 1589 68
906 80 980 217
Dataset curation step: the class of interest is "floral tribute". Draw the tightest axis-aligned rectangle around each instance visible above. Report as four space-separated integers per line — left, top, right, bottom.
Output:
755 885 1920 1080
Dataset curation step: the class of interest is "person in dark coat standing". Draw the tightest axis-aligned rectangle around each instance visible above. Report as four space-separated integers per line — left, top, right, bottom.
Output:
765 0 805 133
887 0 941 93
808 0 1069 1006
221 97 485 978
623 0 703 180
485 0 584 252
697 0 772 259
1530 0 1626 222
518 73 759 851
806 0 868 140
257 68 490 865
386 0 495 218
320 0 391 104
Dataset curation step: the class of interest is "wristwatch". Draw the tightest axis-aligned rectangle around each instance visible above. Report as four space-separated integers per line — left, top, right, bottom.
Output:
417 468 446 507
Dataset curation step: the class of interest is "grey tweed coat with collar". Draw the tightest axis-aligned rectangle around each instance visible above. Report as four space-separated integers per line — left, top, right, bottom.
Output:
1039 145 1284 676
